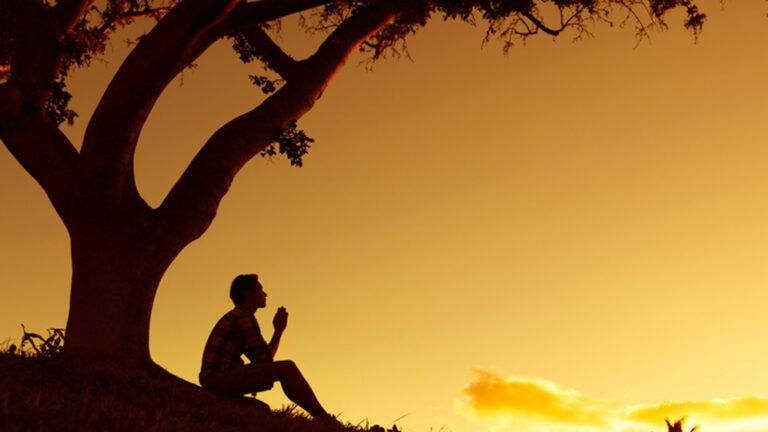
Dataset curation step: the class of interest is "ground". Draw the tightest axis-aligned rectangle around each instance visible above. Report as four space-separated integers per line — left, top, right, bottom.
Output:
0 351 396 432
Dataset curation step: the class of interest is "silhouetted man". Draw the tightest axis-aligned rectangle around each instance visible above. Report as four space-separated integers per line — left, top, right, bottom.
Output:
200 274 331 421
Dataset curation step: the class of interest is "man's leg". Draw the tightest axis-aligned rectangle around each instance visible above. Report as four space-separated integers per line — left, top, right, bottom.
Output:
206 361 331 419
269 360 330 420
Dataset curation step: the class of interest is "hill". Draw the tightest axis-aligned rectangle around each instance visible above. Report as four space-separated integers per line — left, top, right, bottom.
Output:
0 351 393 432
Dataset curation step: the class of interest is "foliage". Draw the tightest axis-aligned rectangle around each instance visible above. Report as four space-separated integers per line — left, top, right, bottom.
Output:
44 79 78 126
52 0 173 121
231 0 704 165
260 122 316 168
249 74 285 95
1 0 705 165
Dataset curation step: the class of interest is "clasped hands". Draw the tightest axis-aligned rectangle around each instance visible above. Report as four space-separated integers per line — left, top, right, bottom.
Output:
273 306 288 333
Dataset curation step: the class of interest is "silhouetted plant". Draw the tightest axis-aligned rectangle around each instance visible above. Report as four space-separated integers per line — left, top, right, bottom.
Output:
666 417 699 432
18 325 65 359
368 425 400 432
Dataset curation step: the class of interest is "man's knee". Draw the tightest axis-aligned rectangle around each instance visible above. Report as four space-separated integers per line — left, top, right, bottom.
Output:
274 360 299 377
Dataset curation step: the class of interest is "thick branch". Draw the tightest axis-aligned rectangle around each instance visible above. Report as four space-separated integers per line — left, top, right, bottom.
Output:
78 0 240 207
0 83 79 227
156 0 405 249
0 1 79 224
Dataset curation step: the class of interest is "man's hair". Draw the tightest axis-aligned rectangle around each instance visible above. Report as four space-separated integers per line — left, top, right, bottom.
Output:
230 274 259 306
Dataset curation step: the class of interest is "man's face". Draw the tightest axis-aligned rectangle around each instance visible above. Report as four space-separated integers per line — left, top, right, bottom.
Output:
245 282 267 309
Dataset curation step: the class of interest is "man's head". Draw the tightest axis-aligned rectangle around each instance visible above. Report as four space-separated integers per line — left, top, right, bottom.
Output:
229 274 266 308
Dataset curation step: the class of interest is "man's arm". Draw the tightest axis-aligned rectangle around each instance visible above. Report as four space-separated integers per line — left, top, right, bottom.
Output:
238 309 272 363
270 306 288 357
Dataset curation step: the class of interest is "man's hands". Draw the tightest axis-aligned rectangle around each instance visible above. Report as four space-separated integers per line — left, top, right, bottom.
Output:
269 306 288 358
270 306 288 358
273 306 288 334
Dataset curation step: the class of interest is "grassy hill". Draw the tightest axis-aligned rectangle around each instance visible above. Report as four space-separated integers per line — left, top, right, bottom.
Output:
0 351 394 432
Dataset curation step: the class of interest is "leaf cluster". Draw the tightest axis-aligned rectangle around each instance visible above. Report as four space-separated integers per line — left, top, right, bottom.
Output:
0 0 175 125
649 0 705 36
260 122 315 168
248 74 286 95
231 31 286 95
46 1 175 125
60 0 175 71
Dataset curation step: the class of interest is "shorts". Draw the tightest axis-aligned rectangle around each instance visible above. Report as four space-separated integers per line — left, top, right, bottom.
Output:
200 363 276 396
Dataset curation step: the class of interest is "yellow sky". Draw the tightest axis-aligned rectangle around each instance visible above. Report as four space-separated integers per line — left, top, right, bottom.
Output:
2 2 768 431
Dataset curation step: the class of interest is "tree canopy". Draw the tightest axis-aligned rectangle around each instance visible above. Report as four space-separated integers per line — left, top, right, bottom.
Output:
1 0 704 160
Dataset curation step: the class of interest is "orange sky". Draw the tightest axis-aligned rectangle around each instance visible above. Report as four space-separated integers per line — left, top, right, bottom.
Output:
2 2 768 431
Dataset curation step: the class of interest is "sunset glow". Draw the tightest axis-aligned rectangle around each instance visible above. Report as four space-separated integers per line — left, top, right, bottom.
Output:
2 1 768 431
458 371 768 431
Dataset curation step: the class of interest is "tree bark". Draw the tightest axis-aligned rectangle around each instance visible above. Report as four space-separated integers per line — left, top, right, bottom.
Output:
63 202 177 367
65 250 161 368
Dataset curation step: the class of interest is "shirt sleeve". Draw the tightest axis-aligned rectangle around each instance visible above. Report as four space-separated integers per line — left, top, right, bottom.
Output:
236 309 273 363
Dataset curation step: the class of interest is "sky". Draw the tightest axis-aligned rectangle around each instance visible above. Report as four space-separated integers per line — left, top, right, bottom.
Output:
2 1 768 431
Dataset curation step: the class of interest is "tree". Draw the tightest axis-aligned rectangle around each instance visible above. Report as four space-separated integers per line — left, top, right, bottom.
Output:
0 0 704 372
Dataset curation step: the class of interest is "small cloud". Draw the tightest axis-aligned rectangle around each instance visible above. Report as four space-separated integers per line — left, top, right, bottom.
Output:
457 370 768 432
458 370 612 429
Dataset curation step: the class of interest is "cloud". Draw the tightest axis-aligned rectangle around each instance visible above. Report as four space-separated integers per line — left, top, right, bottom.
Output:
457 370 768 432
627 398 768 426
458 370 612 429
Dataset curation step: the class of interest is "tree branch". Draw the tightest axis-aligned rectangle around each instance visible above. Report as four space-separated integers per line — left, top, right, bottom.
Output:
95 5 172 36
228 0 335 29
155 0 405 250
0 83 79 227
234 26 301 81
0 1 80 225
519 10 565 36
78 0 240 208
227 0 350 82
77 0 344 210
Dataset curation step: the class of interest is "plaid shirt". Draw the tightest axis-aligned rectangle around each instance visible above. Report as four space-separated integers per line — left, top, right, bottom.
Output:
200 306 273 381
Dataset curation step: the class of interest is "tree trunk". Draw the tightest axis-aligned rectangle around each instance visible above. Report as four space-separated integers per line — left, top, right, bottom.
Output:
63 214 173 370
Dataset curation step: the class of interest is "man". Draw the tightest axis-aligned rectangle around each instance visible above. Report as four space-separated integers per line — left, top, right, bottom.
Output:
200 274 331 421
